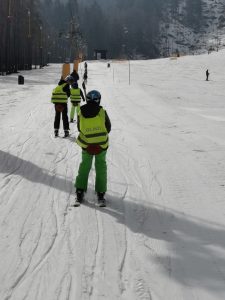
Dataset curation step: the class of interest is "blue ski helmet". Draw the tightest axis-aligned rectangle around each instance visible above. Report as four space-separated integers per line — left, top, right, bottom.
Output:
65 75 74 84
86 90 101 104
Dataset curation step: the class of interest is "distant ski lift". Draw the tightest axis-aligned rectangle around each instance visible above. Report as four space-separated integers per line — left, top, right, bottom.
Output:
94 49 107 60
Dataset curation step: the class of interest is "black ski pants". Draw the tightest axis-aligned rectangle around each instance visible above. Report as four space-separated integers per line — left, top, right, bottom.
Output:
54 104 69 131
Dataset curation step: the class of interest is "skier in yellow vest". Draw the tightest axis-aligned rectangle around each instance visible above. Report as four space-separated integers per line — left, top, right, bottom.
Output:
51 77 70 137
74 90 111 207
70 82 85 123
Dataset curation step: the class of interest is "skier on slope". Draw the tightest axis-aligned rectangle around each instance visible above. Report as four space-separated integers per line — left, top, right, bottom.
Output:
51 76 71 137
74 90 111 207
69 81 85 123
206 69 209 81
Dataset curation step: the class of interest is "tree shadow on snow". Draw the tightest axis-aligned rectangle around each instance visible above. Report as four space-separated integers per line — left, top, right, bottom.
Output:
0 150 73 194
85 190 225 296
1 149 225 295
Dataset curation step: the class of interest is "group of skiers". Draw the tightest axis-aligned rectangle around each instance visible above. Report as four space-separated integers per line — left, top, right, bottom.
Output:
51 62 111 207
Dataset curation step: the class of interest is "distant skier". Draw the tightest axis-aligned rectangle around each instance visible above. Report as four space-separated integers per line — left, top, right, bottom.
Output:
84 62 87 70
51 76 70 137
70 82 85 123
74 90 111 207
206 69 209 81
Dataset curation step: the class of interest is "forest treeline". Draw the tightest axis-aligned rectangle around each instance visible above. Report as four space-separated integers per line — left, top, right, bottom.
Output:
42 0 205 60
0 0 84 75
0 0 45 75
78 0 205 58
0 0 208 75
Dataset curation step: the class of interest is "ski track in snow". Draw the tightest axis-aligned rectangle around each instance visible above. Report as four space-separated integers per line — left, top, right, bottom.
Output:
1 54 225 299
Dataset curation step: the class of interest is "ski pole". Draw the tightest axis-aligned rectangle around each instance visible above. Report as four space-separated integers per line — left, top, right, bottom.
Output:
82 81 87 101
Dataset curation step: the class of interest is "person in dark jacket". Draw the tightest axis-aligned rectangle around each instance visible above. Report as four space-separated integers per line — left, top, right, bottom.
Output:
51 77 70 137
70 70 79 82
74 90 111 206
206 69 209 81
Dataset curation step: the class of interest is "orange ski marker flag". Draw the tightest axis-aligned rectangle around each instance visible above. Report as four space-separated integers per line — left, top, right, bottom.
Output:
73 60 79 72
62 63 71 80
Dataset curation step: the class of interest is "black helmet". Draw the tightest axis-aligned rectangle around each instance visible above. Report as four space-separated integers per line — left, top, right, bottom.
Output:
86 90 101 104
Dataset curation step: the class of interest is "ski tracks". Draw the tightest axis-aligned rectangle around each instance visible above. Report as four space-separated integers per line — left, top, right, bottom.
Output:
0 116 77 299
106 142 156 299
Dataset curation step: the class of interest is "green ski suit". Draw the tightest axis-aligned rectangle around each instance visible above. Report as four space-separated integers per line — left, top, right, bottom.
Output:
75 102 111 193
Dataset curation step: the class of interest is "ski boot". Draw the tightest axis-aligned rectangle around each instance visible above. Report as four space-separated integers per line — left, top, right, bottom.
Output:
97 192 106 207
74 189 84 207
64 130 69 138
54 129 59 137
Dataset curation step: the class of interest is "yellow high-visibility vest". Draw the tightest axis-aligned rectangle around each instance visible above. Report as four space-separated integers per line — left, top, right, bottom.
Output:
51 83 68 103
70 88 81 103
76 108 109 149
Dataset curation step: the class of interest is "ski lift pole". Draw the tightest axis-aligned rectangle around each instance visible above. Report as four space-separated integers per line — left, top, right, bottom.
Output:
82 81 87 101
128 59 131 85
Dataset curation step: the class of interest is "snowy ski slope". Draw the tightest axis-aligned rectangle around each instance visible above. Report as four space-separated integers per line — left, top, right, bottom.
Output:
1 50 225 299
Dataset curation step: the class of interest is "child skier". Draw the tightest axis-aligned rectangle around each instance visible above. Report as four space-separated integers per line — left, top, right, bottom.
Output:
70 82 86 123
51 77 70 137
74 90 111 207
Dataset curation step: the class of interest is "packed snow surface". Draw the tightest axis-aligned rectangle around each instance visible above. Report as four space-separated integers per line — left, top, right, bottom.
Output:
1 50 225 300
